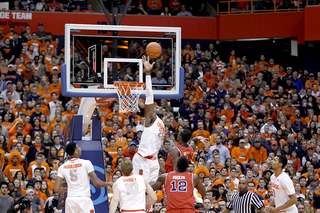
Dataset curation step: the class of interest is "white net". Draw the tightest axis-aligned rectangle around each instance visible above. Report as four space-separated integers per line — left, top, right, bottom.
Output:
114 82 145 114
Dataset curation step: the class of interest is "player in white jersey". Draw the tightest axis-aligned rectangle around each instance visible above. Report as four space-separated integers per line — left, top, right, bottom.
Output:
132 56 165 182
54 142 109 213
266 155 298 213
110 158 157 213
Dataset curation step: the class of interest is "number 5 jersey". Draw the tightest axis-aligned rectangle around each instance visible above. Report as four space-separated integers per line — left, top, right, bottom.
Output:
57 158 94 197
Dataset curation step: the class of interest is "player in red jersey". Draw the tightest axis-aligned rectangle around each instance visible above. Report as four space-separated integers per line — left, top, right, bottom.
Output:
152 156 206 213
165 129 207 173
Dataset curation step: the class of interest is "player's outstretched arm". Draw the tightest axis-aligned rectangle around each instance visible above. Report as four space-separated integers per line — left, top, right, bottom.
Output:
193 174 206 197
53 177 67 194
88 171 108 188
142 55 156 127
143 177 157 209
151 173 166 190
109 183 120 213
169 147 180 172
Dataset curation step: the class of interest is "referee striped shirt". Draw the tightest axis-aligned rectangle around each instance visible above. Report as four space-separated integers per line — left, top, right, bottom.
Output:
227 190 264 213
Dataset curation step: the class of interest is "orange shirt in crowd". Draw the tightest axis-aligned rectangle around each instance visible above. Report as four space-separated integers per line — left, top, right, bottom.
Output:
248 146 268 164
115 137 127 149
4 164 26 181
49 83 61 97
26 40 41 52
255 189 267 199
231 147 249 164
106 147 118 159
305 80 319 90
221 109 234 124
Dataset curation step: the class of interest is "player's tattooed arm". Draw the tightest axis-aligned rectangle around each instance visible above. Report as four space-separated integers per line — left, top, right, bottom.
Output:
151 174 166 190
89 171 108 188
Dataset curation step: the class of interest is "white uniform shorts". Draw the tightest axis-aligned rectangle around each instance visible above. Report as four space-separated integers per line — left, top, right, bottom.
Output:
132 153 159 183
65 197 94 213
279 206 298 213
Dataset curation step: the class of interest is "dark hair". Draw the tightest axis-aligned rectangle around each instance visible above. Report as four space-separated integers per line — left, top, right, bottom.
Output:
180 129 192 143
33 168 41 173
13 171 25 181
209 188 220 200
65 142 77 156
224 178 231 183
277 155 287 169
248 157 256 163
115 157 123 168
248 181 255 186
299 176 306 181
0 134 8 153
221 167 228 172
0 181 8 188
203 176 211 181
177 156 189 172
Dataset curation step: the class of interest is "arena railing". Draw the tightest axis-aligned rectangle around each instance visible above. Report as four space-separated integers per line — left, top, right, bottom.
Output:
217 0 308 15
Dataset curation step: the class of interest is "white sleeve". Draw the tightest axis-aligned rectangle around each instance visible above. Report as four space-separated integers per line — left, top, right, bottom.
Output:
57 166 64 178
85 160 95 174
281 176 295 195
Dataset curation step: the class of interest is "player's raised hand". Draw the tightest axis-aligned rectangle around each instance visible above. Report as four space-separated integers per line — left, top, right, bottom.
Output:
189 136 210 150
196 136 210 146
142 55 155 75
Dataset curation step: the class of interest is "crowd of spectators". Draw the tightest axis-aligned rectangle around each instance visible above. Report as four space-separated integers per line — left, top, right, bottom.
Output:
1 18 320 213
10 0 208 17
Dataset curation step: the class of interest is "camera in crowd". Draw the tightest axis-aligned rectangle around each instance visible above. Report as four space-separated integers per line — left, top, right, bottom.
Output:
7 196 31 213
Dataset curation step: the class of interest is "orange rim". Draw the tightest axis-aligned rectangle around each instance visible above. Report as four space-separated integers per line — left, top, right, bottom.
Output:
95 97 117 104
94 82 145 103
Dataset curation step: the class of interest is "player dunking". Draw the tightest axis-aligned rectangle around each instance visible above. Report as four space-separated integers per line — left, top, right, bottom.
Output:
152 156 206 213
54 142 108 213
109 158 157 213
266 155 298 213
132 55 165 183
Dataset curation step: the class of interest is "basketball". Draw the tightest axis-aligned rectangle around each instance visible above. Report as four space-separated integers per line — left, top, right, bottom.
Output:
146 42 162 59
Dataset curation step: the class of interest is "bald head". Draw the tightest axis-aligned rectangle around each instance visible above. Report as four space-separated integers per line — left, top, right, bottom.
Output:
238 178 248 193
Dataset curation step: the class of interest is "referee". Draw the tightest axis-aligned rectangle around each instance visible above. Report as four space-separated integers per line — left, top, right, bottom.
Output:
223 178 264 213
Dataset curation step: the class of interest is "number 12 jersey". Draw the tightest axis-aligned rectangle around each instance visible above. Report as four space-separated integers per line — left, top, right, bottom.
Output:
164 171 195 211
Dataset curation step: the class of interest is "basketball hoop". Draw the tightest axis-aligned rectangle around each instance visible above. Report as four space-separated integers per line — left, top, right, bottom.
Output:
113 82 145 114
